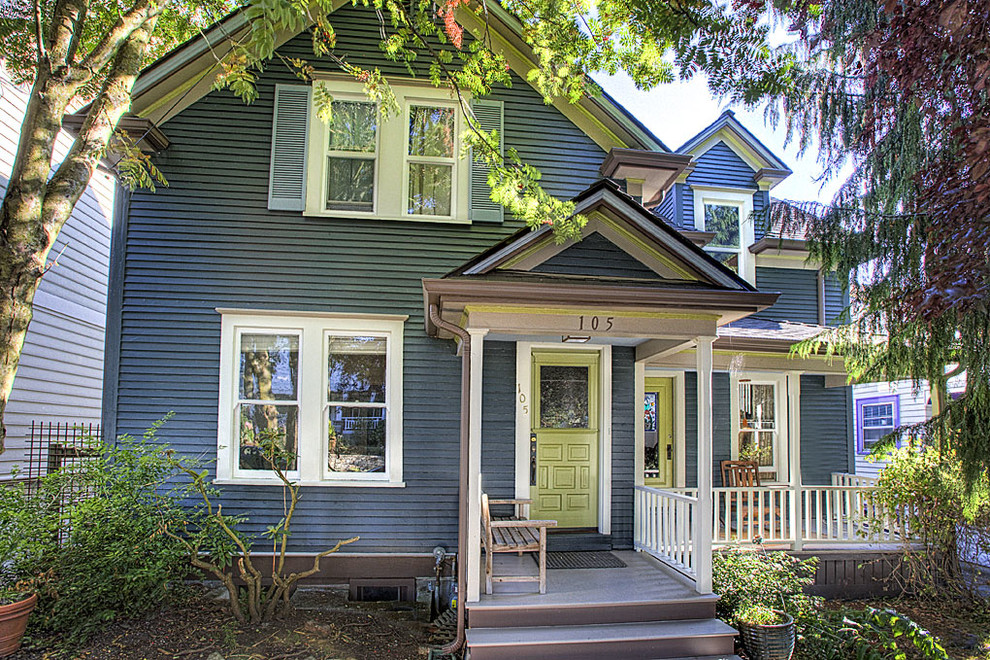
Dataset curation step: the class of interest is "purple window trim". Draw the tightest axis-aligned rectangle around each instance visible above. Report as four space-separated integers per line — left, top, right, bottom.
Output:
856 394 900 455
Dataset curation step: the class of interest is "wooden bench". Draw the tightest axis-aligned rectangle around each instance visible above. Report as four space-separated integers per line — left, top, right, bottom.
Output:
481 493 557 594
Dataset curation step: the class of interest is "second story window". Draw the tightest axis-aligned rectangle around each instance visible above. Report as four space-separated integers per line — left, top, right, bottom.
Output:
693 188 754 283
703 202 741 265
305 79 470 223
326 100 377 212
407 105 456 216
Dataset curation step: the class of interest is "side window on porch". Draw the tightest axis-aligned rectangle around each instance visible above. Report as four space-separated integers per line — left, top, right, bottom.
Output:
737 381 778 480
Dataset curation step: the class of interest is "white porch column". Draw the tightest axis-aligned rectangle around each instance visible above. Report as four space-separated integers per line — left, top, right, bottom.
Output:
466 329 487 603
787 372 803 551
695 336 715 595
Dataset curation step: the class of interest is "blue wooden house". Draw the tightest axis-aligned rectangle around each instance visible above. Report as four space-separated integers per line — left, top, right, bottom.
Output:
102 6 873 657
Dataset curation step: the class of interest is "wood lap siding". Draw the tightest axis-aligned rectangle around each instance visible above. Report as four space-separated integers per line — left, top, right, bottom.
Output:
611 347 636 549
481 342 516 500
753 267 820 325
683 372 732 489
686 143 758 190
532 233 663 280
113 5 606 553
800 376 854 484
823 273 848 325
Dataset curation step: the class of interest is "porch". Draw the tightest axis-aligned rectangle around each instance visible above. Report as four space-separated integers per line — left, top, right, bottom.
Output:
634 472 913 587
465 550 737 660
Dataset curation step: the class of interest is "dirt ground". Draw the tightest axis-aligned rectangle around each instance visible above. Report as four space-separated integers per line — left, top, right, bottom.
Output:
11 587 437 660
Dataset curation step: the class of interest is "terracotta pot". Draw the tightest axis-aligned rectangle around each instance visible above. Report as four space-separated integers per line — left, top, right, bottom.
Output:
0 592 38 658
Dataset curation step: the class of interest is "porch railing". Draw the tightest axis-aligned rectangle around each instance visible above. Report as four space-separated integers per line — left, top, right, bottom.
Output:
634 485 698 580
636 474 913 575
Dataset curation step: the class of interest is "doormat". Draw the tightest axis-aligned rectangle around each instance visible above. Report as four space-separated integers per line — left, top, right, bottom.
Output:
546 551 627 570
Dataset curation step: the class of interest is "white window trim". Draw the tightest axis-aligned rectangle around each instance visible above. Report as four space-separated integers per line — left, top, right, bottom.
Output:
304 77 470 223
730 372 788 483
217 310 406 486
692 187 755 284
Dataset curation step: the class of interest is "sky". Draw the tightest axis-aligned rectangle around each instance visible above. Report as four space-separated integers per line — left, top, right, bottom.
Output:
596 71 848 205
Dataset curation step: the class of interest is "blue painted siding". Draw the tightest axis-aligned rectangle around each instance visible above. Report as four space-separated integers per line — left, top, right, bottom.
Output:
800 376 853 483
675 182 693 229
753 266 820 325
481 341 516 499
823 273 848 325
532 233 662 280
683 372 732 488
686 142 757 190
112 4 608 554
611 347 636 549
753 189 770 241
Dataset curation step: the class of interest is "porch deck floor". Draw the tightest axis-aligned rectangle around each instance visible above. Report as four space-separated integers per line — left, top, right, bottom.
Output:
472 550 703 609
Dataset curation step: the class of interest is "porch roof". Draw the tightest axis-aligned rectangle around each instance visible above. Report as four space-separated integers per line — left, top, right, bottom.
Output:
424 179 778 339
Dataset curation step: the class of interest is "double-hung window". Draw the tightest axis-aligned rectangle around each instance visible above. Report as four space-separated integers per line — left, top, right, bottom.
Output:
731 373 788 482
693 188 754 283
858 396 898 454
305 79 469 223
217 310 406 485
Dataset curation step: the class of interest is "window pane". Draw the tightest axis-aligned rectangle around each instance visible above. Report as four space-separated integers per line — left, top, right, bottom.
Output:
238 403 298 471
704 204 740 248
239 333 299 401
328 406 386 473
739 383 776 430
328 335 387 402
329 101 376 153
540 365 589 429
327 157 374 211
408 163 452 216
409 106 455 157
644 392 657 432
863 403 894 427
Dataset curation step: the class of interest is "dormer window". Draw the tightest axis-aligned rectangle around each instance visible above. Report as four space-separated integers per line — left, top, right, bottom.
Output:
692 187 755 283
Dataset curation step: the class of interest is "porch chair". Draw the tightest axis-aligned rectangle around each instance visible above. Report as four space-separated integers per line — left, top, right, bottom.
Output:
720 460 782 538
481 493 557 594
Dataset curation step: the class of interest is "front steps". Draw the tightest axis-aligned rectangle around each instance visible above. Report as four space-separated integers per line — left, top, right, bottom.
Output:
465 551 738 660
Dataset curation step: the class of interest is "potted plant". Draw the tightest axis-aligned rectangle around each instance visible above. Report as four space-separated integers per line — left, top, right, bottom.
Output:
736 602 796 660
0 483 41 657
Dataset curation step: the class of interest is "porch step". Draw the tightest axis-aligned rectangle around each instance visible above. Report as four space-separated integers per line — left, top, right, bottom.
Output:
467 593 719 628
465 618 737 660
546 531 612 551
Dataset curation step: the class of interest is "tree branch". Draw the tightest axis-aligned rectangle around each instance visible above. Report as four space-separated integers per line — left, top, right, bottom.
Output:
43 15 156 239
68 0 158 84
47 0 88 71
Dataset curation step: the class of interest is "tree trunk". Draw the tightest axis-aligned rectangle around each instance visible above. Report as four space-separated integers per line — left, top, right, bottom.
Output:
0 11 157 453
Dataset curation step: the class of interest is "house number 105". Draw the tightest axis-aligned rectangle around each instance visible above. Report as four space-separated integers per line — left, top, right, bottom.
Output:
578 315 614 331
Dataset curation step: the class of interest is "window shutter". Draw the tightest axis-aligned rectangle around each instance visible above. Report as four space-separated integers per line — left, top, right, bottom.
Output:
268 84 311 211
469 99 504 223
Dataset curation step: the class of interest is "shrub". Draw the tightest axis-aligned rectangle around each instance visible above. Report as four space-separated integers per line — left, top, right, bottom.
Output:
0 420 189 646
712 545 820 628
737 602 786 626
871 445 990 597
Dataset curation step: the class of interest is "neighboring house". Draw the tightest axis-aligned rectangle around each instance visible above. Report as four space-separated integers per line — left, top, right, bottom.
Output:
853 376 966 478
0 68 113 478
102 7 862 656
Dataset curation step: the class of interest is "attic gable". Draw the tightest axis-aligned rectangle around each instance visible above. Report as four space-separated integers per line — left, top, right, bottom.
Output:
127 2 664 153
677 111 791 188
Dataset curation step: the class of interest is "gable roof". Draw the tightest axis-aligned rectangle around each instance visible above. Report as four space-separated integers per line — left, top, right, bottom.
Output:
445 178 759 292
127 2 666 152
676 110 791 180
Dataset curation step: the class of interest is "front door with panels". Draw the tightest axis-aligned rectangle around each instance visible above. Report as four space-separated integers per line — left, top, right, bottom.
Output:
643 377 674 488
530 350 600 528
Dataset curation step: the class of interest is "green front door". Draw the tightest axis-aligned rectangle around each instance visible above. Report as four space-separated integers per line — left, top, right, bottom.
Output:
530 350 599 529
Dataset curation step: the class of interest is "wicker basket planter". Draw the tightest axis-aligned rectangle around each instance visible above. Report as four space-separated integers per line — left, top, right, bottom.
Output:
738 610 796 660
0 592 38 658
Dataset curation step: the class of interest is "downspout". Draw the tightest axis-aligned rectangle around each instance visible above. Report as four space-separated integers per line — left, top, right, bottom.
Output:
429 303 470 656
